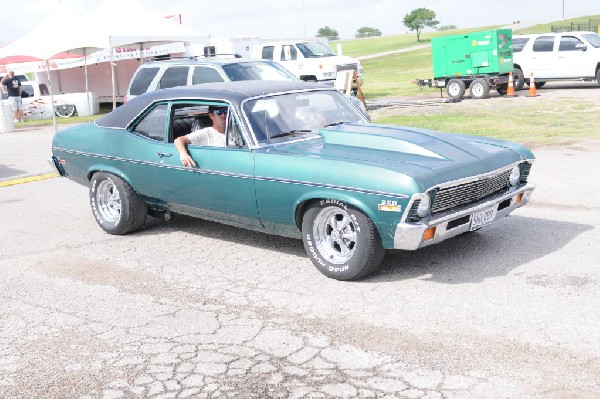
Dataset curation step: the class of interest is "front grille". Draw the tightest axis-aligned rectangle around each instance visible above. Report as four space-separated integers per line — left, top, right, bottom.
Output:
431 169 512 214
336 63 358 72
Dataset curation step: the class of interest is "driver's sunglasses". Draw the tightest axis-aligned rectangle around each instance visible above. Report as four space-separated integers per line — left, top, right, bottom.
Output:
213 109 228 116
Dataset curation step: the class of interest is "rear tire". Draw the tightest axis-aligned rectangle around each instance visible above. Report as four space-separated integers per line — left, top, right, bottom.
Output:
89 172 147 235
446 79 466 99
596 69 600 86
470 78 490 99
302 200 385 281
513 68 525 91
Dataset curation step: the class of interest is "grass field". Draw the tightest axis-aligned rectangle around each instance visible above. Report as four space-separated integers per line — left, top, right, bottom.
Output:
331 15 600 144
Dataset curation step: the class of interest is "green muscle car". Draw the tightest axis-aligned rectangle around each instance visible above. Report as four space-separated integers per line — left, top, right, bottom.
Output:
49 80 535 280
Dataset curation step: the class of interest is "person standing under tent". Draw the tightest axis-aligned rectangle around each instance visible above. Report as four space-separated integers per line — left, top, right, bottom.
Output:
1 71 24 122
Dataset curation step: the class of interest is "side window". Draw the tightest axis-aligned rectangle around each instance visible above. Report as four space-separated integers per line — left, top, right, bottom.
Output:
512 38 529 52
192 67 225 84
261 46 274 60
532 36 555 52
132 103 168 141
20 85 34 98
169 102 246 148
559 36 583 51
281 45 297 61
158 67 189 89
129 67 160 95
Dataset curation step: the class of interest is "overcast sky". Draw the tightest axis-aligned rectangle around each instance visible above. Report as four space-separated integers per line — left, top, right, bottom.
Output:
1 0 598 46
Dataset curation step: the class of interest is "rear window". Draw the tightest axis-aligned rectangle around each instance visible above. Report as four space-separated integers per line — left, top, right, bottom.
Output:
512 37 530 52
532 36 555 52
158 66 189 89
129 67 160 95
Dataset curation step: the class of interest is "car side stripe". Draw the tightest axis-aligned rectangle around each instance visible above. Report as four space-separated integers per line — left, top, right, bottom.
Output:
53 147 408 199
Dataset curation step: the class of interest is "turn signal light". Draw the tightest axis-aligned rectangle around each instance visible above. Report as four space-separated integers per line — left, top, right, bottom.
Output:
515 193 523 205
423 227 436 241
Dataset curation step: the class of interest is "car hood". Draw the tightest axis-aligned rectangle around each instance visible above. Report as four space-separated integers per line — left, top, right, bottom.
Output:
268 123 534 191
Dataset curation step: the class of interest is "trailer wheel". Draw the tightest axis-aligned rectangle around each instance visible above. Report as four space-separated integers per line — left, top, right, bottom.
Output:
446 79 466 99
470 78 490 99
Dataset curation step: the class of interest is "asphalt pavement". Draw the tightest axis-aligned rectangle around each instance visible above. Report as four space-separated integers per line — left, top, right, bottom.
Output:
1 122 600 398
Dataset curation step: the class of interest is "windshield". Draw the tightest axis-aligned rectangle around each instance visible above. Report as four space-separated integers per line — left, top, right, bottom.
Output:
296 42 336 58
243 90 366 144
582 33 600 48
222 61 297 81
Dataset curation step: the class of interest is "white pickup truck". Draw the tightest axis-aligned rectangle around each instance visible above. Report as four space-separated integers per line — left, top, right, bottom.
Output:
1 81 99 119
251 39 364 86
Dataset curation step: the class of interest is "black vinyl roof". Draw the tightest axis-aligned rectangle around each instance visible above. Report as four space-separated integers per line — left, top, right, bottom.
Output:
96 80 330 129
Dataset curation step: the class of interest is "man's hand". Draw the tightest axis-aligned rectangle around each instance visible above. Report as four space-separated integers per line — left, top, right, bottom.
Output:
179 152 196 167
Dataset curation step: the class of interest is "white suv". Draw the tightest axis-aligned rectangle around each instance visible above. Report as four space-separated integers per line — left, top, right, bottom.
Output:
513 31 600 87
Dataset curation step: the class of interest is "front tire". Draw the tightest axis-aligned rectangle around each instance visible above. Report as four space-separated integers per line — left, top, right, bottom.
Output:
89 172 147 235
302 200 385 281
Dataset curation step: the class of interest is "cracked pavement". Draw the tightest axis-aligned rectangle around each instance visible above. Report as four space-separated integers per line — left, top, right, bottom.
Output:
1 126 600 398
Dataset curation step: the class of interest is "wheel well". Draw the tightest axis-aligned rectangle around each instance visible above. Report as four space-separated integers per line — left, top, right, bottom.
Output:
294 197 375 230
295 199 316 229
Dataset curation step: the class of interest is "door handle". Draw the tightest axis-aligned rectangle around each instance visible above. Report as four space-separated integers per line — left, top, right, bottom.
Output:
156 152 173 158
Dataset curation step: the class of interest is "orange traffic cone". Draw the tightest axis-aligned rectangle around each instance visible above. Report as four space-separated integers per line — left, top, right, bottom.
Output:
505 72 516 97
527 72 539 97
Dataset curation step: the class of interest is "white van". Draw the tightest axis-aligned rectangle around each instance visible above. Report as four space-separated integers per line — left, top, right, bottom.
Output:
251 39 364 86
513 31 600 87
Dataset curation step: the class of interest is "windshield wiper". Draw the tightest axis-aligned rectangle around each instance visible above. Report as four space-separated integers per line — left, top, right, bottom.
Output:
324 121 350 128
270 130 312 139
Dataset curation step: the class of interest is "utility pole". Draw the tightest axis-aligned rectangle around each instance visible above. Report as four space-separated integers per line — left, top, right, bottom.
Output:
562 0 565 19
302 1 306 38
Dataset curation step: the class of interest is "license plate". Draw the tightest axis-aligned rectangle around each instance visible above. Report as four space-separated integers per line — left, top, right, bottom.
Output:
470 206 497 231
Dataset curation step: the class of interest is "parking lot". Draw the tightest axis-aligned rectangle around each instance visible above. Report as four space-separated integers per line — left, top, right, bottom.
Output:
1 88 600 398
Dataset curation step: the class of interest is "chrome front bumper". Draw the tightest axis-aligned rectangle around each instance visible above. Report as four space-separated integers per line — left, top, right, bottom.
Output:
393 183 535 250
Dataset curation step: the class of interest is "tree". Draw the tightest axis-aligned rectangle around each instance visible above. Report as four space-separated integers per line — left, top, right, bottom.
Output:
403 8 439 42
355 26 382 38
316 26 339 41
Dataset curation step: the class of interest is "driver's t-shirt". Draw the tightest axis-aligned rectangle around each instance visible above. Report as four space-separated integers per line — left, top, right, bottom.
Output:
186 127 226 147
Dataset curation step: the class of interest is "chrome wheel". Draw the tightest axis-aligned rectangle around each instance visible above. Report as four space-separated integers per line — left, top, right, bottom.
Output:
313 206 358 264
96 179 121 224
55 104 76 117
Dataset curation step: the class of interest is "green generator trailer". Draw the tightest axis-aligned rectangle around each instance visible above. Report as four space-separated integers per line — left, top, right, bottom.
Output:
420 29 522 99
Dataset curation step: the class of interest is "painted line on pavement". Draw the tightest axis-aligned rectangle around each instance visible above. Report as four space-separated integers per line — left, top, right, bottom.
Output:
0 172 59 188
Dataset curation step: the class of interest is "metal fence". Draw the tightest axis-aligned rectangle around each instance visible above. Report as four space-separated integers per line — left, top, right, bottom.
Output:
551 19 600 33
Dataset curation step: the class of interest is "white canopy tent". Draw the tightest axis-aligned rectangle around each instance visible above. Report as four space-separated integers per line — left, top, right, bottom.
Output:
0 5 104 128
80 0 208 109
0 0 208 129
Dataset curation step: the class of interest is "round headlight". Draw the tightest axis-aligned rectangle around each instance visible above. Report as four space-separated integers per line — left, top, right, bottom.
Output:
509 165 521 187
416 194 431 218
